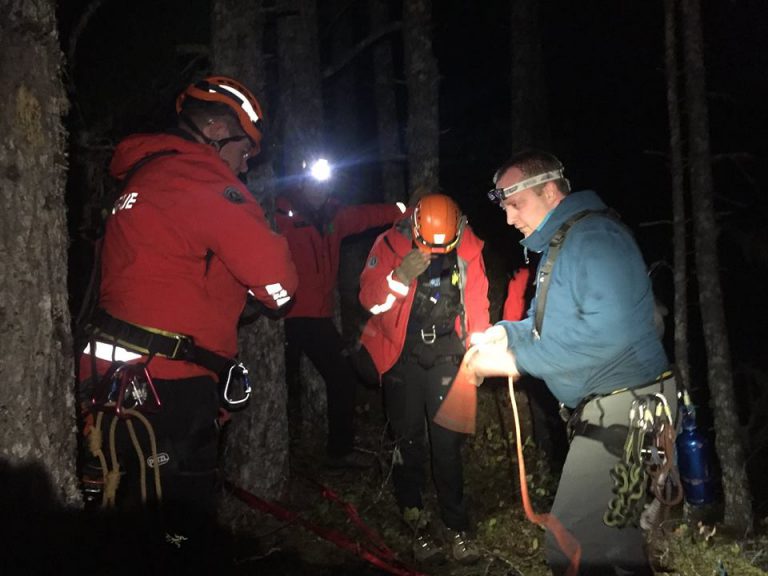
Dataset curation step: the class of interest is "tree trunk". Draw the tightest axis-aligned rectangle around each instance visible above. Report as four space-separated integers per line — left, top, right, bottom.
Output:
277 0 324 165
663 0 692 393
505 0 551 440
0 0 80 507
210 0 291 510
509 0 550 151
403 0 439 194
276 0 329 441
680 0 753 533
370 0 406 203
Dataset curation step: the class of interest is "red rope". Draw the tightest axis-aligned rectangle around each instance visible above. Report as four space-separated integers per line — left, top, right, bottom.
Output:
224 480 428 576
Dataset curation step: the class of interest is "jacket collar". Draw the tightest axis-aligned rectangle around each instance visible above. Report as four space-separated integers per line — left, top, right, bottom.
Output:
520 190 607 253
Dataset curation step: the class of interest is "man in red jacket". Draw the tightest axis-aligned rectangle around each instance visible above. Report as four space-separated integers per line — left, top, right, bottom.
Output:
275 165 404 467
359 194 490 564
78 76 297 549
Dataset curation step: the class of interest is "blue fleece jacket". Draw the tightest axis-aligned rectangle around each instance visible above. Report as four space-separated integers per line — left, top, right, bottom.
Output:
498 190 669 408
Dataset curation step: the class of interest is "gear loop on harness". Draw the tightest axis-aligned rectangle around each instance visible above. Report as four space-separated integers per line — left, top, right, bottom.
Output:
604 391 682 528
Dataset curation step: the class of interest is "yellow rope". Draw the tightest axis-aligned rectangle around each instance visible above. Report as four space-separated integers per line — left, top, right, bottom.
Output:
106 409 122 507
125 419 147 503
86 411 111 508
123 408 163 503
88 404 163 508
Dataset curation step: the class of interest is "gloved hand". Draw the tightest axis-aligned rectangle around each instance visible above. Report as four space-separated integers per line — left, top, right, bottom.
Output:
469 325 508 348
395 249 431 284
464 325 519 385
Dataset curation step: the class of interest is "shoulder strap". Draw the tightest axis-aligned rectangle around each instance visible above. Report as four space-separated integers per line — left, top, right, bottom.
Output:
534 209 613 338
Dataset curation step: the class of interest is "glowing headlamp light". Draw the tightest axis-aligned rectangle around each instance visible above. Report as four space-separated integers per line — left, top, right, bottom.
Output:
307 158 332 182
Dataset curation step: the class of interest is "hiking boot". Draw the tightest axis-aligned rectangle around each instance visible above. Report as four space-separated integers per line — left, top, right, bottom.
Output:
412 530 445 563
445 527 481 564
403 507 445 563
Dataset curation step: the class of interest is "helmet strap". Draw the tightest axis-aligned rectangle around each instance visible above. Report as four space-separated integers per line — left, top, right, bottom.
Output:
180 114 222 151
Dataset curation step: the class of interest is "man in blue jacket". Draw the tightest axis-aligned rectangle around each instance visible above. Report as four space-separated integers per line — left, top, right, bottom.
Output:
467 150 675 575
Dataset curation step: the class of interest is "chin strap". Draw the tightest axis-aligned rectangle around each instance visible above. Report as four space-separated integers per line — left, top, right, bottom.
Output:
179 114 249 153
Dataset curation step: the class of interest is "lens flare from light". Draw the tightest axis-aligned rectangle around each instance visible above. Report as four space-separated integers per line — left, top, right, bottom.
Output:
309 158 332 182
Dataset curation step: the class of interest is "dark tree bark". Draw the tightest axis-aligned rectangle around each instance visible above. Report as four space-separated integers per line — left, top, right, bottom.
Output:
509 0 550 151
277 0 324 165
370 0 406 203
209 0 292 510
506 0 551 442
680 0 753 533
403 0 439 193
663 0 692 394
0 0 80 506
276 0 329 440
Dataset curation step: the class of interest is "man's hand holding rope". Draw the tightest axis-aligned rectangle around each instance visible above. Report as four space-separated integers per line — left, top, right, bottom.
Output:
465 325 520 384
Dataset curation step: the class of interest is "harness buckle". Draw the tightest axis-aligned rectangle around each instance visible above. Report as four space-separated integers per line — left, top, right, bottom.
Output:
420 325 437 345
168 333 194 360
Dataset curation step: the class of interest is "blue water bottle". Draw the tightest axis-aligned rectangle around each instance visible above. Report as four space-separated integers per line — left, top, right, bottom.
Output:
676 393 714 505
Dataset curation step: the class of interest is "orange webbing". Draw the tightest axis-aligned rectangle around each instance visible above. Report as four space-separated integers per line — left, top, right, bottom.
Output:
508 376 581 576
434 359 582 574
433 361 477 435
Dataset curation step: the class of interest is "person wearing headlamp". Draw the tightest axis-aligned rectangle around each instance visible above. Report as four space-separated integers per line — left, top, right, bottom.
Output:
358 193 490 564
468 150 673 575
274 156 406 468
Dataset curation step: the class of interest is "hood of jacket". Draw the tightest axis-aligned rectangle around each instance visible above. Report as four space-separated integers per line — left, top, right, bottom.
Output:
109 132 225 181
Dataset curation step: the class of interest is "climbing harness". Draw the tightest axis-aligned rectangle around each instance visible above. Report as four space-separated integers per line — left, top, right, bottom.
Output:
604 391 682 528
226 479 428 576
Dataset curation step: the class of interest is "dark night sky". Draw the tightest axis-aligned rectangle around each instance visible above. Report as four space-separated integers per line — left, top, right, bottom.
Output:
60 0 768 367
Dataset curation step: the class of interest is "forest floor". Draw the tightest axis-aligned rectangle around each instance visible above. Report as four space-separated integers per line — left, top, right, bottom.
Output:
223 381 768 576
4 378 767 574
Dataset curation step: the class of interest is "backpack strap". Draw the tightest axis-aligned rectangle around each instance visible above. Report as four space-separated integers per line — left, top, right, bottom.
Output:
534 209 616 338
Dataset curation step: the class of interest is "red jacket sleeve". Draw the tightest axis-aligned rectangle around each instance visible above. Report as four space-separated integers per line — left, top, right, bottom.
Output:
195 188 298 310
502 267 531 321
359 229 410 315
459 227 491 341
335 203 404 239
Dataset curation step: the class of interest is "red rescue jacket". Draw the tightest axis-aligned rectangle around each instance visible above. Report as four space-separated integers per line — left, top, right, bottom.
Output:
88 133 298 380
275 191 403 318
359 218 490 376
502 266 532 321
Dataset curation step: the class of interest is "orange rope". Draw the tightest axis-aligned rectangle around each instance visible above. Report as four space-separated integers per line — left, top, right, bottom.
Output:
507 376 581 576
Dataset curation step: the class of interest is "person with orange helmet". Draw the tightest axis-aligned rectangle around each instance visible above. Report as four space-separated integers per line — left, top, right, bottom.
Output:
358 193 490 564
77 75 297 555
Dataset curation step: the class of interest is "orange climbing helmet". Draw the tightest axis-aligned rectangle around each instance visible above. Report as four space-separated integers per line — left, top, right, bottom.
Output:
412 194 464 254
176 75 265 156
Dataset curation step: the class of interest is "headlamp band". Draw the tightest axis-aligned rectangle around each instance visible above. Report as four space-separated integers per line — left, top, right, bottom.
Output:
495 168 565 200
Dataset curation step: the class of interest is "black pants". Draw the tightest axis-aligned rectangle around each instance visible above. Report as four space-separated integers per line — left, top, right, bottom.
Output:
89 376 220 536
382 346 469 531
285 317 356 458
545 377 677 576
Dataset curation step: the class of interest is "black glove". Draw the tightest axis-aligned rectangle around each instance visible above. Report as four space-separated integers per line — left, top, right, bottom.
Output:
395 249 431 284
